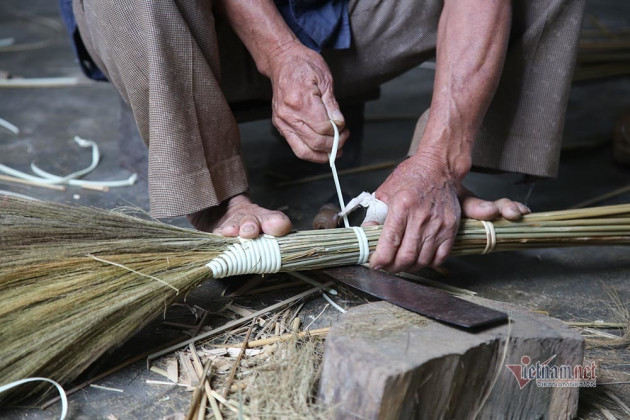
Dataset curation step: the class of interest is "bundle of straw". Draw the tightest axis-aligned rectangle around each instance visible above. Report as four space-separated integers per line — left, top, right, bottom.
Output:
1 196 629 402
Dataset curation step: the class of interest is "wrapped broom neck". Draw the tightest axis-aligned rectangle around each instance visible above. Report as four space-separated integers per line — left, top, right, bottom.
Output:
205 203 630 277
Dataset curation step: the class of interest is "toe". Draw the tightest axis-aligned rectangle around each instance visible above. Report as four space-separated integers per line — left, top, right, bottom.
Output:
261 212 292 237
517 202 532 215
495 198 523 220
238 215 261 239
460 195 499 220
216 220 240 237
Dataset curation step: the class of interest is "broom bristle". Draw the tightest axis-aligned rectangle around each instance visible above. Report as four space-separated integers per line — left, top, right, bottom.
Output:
0 197 231 402
1 196 629 402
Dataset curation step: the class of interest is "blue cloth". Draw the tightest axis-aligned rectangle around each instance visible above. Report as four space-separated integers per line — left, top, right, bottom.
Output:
274 0 351 52
58 0 350 81
58 0 107 81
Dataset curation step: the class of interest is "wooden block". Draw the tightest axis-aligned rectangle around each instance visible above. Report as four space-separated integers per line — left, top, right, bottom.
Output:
319 299 584 420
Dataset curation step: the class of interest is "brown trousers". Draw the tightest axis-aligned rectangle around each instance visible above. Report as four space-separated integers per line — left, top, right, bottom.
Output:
73 0 585 218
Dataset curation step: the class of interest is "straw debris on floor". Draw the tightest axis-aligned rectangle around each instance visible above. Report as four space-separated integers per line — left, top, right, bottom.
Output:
148 293 338 420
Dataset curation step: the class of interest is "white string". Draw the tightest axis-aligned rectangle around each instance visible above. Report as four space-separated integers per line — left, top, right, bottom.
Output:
206 235 282 278
329 120 349 228
328 120 370 264
0 116 19 135
31 136 100 183
352 226 370 264
321 292 347 313
0 136 137 188
481 220 497 254
0 377 68 420
288 272 338 295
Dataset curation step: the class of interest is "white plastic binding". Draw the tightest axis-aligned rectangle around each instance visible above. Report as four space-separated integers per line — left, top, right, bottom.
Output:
206 235 282 278
481 220 497 254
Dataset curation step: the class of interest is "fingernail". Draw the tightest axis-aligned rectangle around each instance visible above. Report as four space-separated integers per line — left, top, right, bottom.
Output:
242 224 255 233
373 265 382 271
480 201 493 208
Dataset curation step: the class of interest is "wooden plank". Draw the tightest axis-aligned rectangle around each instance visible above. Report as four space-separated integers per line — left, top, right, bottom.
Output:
319 299 584 419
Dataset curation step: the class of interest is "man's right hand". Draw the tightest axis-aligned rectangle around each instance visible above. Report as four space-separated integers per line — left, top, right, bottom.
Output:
215 0 347 163
268 42 348 163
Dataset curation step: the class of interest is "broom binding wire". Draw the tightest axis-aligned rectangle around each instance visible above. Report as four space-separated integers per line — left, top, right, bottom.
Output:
207 235 282 278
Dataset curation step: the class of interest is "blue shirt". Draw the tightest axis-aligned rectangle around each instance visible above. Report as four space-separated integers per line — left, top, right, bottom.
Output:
274 0 351 51
58 0 351 81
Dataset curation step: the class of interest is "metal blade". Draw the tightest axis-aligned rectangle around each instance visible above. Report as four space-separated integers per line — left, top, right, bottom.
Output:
320 266 508 330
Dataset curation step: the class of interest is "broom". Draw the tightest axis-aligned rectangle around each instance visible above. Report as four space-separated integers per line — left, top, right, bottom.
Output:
1 196 629 402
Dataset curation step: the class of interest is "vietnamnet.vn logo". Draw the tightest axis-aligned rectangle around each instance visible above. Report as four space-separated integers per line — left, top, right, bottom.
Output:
505 355 597 389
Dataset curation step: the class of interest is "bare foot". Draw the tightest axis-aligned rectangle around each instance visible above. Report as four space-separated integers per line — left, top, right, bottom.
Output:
458 186 531 221
186 194 292 239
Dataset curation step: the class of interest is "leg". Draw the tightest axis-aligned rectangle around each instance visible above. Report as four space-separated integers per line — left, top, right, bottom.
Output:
73 0 290 237
474 0 586 177
330 0 585 178
327 0 583 222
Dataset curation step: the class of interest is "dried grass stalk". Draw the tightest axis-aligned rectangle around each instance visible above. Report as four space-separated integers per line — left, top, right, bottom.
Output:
1 197 629 402
242 337 331 420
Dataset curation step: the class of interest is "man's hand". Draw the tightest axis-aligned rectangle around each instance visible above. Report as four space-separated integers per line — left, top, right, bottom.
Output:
367 0 516 272
268 43 348 163
215 0 347 163
367 151 461 273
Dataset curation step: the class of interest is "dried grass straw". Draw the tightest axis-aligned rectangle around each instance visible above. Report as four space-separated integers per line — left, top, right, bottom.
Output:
1 196 629 402
242 336 331 420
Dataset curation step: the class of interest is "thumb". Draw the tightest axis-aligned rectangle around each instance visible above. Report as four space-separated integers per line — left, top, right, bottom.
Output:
321 87 345 128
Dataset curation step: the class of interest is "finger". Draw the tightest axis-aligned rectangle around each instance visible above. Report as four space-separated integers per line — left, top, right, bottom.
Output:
327 126 349 156
276 87 349 153
516 202 531 214
294 88 339 135
308 116 342 136
337 126 350 150
277 112 336 154
321 87 345 127
416 227 439 268
294 109 350 152
299 88 347 143
389 219 423 273
369 209 407 271
284 116 349 155
432 237 455 268
274 119 329 163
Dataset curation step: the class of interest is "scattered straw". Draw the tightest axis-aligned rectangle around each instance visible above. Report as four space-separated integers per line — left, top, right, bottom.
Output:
243 336 332 419
338 303 428 341
584 286 630 349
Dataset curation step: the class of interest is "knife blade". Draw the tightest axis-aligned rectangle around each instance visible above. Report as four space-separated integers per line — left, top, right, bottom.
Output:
319 266 508 330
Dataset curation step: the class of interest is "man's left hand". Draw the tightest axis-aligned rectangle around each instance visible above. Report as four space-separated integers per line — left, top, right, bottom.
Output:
366 151 461 273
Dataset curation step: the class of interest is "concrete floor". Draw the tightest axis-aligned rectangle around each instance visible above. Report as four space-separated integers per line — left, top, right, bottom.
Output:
1 0 629 418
